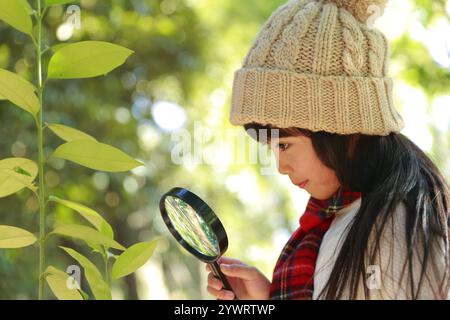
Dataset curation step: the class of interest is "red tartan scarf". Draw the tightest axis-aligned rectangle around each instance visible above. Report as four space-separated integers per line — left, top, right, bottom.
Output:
269 186 362 300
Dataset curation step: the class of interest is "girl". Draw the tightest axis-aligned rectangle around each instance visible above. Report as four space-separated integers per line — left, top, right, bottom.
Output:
205 0 450 299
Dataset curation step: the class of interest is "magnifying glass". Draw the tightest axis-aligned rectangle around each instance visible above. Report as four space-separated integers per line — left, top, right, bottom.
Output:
159 187 235 297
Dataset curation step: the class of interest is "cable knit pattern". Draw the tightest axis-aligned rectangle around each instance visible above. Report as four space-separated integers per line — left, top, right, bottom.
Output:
272 1 321 70
243 3 291 67
230 0 405 136
312 4 338 75
245 0 307 67
340 9 365 76
364 28 385 77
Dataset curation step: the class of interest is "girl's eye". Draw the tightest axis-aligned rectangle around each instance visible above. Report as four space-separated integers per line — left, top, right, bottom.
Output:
278 143 289 151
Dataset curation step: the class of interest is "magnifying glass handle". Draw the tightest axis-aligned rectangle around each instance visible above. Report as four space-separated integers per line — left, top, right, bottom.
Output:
210 261 237 299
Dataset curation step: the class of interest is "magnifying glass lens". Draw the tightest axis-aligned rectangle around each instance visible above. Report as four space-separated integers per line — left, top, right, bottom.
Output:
164 196 220 257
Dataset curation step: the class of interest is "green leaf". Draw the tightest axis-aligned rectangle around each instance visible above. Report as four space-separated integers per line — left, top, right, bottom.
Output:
0 225 37 248
112 240 158 280
79 290 89 300
45 266 84 300
50 43 70 52
86 241 105 256
60 246 112 300
18 0 33 14
45 266 90 299
0 169 37 197
43 266 66 278
49 196 113 239
0 68 40 117
0 158 38 198
47 123 97 142
0 158 38 177
0 0 33 36
50 224 125 251
47 41 134 79
51 140 143 172
46 0 76 6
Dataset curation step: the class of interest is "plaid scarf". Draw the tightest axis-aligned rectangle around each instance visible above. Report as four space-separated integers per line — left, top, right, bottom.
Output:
269 186 362 300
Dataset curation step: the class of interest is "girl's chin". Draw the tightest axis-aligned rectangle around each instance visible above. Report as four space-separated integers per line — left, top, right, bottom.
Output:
312 186 342 200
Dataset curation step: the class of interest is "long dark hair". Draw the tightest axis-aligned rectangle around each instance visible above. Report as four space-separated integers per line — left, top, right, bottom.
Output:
244 122 450 299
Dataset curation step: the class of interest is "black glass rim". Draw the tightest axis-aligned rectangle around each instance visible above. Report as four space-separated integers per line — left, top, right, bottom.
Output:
159 187 228 263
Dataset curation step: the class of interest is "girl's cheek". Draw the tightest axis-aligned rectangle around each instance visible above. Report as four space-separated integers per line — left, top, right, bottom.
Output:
292 161 310 177
318 167 340 186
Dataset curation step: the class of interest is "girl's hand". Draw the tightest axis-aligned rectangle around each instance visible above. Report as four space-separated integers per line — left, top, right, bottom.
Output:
205 257 271 300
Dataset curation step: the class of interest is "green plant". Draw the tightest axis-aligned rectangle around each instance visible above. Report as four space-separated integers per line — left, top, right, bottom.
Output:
0 0 158 300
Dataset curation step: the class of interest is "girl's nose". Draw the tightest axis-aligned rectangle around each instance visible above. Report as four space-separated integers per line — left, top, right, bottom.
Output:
277 160 290 176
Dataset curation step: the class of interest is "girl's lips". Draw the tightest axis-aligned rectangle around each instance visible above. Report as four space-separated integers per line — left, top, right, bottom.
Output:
297 180 309 188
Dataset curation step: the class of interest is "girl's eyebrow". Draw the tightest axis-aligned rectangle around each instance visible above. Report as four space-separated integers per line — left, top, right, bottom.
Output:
269 138 291 145
267 135 295 144
276 137 294 142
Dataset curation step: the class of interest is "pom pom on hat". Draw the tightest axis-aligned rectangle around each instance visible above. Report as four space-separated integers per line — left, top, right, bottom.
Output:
325 0 388 23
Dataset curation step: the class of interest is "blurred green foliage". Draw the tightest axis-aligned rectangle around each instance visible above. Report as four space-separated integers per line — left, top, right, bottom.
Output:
0 0 449 299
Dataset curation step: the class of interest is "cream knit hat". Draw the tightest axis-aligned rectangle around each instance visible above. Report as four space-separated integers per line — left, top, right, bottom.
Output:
229 0 404 136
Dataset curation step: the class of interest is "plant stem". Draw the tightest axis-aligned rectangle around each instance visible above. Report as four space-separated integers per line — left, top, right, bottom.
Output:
36 0 46 300
104 250 110 287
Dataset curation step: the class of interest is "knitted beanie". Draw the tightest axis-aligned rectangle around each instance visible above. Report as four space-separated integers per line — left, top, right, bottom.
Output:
229 0 405 136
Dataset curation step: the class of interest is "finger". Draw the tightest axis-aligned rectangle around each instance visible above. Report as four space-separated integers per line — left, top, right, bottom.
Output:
217 257 247 266
205 264 211 272
220 264 258 281
207 273 223 290
207 286 235 300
